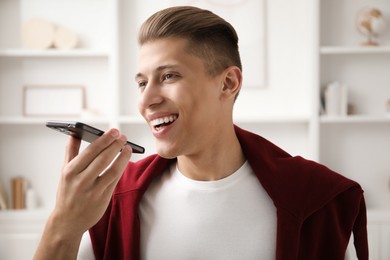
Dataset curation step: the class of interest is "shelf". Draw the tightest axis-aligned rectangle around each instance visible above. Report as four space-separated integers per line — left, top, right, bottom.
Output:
0 49 109 58
0 209 50 233
234 115 310 124
320 115 390 124
367 209 390 223
0 208 50 219
0 116 110 125
320 46 390 55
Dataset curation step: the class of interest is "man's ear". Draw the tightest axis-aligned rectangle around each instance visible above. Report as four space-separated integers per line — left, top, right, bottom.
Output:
220 66 242 100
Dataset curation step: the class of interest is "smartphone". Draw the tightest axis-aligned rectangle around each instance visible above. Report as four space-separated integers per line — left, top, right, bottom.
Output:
46 120 145 154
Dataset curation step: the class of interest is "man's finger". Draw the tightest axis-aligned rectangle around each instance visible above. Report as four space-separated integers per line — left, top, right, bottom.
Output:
64 136 81 165
65 128 121 176
82 134 128 179
96 144 132 192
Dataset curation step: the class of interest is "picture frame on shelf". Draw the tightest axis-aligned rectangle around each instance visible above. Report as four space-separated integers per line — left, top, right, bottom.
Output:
23 85 85 117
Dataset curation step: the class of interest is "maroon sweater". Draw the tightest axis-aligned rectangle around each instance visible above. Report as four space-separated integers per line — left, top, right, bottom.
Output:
90 125 368 259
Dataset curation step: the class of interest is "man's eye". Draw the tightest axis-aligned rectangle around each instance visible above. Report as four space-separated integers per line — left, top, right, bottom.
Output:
163 73 176 81
138 81 147 88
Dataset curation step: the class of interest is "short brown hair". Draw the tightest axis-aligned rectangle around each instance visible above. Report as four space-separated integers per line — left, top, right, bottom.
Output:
138 6 242 77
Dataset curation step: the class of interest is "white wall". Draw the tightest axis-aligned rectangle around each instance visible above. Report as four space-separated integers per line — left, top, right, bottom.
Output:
236 0 316 119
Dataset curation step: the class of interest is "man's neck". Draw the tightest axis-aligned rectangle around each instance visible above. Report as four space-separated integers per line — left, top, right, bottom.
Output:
176 126 245 181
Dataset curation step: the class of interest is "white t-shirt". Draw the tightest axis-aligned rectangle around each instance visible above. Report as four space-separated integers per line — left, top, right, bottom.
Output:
139 161 276 259
77 161 277 259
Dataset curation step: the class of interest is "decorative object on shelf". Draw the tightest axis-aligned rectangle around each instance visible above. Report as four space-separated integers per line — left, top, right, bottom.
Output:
322 81 348 116
22 18 55 49
23 85 85 117
53 26 78 49
357 7 386 46
25 186 39 210
22 18 78 50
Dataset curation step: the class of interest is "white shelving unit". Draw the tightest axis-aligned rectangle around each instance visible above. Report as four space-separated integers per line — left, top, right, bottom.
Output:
319 0 390 258
0 1 118 258
0 0 389 258
318 0 390 205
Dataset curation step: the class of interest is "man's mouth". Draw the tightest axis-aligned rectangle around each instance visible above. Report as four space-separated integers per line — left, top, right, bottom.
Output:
151 114 178 131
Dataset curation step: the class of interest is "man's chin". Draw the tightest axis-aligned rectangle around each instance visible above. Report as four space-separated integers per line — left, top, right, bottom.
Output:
156 146 178 159
158 154 177 159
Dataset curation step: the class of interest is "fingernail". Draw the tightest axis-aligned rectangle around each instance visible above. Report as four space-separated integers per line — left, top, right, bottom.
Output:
119 134 127 142
123 144 132 152
110 129 120 138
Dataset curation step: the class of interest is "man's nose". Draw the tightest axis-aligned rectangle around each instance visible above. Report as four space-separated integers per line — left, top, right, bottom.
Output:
138 83 164 109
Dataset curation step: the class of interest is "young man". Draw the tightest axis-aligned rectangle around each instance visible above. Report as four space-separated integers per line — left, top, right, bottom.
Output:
34 6 368 260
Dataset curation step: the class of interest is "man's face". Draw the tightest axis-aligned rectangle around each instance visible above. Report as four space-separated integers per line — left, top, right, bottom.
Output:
136 38 223 158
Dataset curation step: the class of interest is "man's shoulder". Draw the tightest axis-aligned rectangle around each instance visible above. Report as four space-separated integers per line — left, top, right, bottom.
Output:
255 152 363 219
236 125 362 216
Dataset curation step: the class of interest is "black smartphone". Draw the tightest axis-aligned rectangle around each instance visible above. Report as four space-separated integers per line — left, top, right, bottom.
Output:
46 120 145 154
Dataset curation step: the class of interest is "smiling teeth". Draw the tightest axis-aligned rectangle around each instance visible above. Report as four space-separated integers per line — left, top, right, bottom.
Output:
151 115 177 126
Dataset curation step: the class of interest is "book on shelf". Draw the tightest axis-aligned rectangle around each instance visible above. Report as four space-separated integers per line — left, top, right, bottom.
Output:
0 176 39 210
11 176 26 209
0 180 9 210
321 81 348 116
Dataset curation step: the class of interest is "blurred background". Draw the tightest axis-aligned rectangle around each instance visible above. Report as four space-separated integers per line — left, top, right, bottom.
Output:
0 0 389 259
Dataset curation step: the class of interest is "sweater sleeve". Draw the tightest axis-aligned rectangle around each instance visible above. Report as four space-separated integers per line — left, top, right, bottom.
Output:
297 186 367 260
352 196 369 260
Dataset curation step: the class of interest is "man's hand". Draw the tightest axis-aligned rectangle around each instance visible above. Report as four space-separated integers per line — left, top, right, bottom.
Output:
33 128 132 260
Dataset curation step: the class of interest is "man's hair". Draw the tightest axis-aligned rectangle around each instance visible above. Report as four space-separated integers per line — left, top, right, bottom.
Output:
138 6 242 77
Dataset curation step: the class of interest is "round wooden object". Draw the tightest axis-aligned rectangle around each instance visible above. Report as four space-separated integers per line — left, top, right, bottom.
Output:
22 18 55 49
54 26 78 49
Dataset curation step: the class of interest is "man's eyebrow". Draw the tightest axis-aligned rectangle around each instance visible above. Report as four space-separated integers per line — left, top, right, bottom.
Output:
135 73 144 81
156 64 180 71
135 64 180 80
